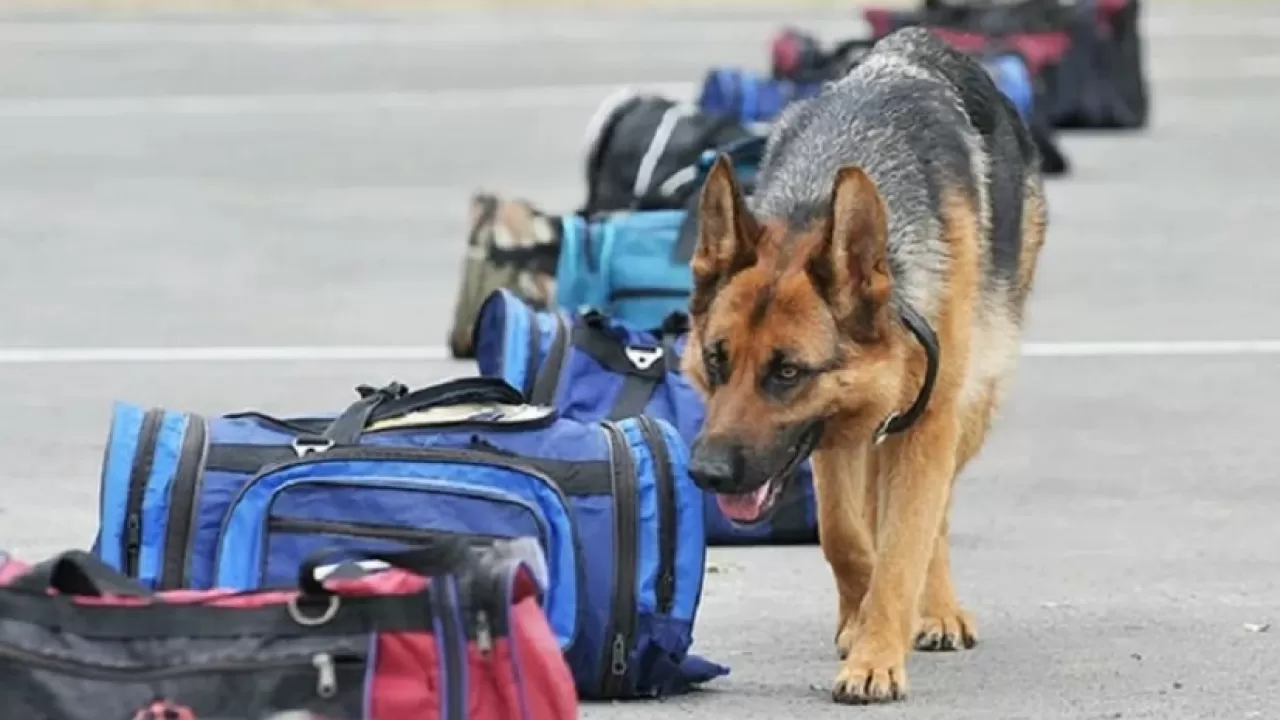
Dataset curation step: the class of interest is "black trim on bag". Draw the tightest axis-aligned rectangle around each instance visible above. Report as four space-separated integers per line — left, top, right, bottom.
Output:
122 408 164 578
0 589 440 639
637 417 677 615
607 287 690 302
270 517 509 547
598 422 638 697
431 576 467 720
205 443 615 497
528 312 571 407
158 413 209 590
0 641 365 683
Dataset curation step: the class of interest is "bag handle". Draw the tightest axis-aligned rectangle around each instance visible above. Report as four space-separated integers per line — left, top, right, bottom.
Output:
316 378 529 445
8 550 152 597
296 537 479 596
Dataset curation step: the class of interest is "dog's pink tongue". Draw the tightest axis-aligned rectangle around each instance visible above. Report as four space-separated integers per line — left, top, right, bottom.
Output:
715 484 770 522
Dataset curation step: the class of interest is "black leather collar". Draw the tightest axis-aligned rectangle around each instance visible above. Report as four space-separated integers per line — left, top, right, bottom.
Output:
872 303 940 445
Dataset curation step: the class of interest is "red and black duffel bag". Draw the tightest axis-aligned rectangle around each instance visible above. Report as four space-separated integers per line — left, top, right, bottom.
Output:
0 542 578 720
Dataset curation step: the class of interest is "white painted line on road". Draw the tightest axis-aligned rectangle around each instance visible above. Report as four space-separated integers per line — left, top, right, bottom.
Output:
0 340 1278 365
0 82 698 118
2 60 1278 120
1021 340 1280 358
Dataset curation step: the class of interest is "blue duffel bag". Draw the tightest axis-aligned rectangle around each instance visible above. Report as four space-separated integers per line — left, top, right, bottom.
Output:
91 377 726 699
696 67 823 125
473 288 819 546
555 135 767 330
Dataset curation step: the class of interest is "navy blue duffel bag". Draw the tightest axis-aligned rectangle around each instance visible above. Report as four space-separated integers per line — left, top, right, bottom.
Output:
92 377 725 699
472 288 819 546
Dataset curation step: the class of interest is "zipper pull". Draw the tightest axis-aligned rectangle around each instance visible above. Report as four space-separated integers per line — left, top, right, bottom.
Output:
610 634 629 677
658 571 676 612
313 652 337 698
475 610 493 655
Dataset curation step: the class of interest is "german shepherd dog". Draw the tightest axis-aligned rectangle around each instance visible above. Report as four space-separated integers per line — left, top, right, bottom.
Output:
681 28 1047 704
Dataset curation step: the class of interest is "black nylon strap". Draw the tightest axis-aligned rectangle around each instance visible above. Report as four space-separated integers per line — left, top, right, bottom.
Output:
0 588 439 639
572 315 673 421
528 313 572 406
312 379 529 446
9 550 152 598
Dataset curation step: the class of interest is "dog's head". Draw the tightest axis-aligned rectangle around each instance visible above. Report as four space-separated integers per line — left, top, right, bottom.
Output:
681 155 905 523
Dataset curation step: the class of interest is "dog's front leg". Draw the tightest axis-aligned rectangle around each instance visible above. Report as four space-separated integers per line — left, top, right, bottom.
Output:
811 442 877 662
831 410 957 704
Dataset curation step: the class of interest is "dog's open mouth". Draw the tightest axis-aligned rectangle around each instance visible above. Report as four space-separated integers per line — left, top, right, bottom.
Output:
715 423 823 526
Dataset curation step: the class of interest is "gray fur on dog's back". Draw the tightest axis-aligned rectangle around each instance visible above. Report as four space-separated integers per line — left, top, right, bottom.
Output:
749 27 1040 319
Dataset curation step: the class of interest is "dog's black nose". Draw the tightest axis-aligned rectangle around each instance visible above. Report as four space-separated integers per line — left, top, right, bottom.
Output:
688 436 743 493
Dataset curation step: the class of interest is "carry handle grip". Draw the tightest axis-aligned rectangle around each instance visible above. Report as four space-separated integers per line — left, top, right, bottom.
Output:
296 537 480 596
8 550 152 597
318 378 529 445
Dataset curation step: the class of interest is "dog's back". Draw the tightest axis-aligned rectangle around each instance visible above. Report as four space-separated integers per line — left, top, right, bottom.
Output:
751 27 1044 322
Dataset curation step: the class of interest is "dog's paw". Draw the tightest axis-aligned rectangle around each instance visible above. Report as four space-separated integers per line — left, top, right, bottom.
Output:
914 608 978 652
831 642 908 704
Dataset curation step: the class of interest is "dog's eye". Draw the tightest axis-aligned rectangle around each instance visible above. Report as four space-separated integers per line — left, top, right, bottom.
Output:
774 363 803 382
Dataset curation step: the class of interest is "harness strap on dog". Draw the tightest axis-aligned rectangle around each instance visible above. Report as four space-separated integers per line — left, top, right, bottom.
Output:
872 303 941 445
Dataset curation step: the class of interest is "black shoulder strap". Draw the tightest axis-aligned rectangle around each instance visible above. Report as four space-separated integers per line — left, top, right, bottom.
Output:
573 313 673 421
9 550 152 597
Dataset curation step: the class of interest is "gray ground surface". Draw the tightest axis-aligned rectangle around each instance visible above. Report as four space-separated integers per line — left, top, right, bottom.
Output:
0 3 1277 718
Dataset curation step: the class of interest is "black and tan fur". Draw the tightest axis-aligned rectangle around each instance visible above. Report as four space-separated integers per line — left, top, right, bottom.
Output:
680 28 1048 704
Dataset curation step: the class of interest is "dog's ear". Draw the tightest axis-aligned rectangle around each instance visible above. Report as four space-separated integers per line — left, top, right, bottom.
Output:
807 165 892 342
690 154 761 316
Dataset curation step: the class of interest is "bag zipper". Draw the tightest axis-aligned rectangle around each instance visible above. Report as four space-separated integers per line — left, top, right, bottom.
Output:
122 408 164 578
430 577 467 720
216 445 584 651
268 517 508 547
233 481 552 589
637 416 677 615
0 641 358 699
598 422 638 697
157 413 209 590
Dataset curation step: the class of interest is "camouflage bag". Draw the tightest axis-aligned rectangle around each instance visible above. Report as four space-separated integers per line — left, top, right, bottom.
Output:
447 193 562 359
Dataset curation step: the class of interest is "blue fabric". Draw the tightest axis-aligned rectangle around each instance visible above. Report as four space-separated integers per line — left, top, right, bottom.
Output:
697 67 823 125
982 53 1035 121
93 379 723 699
698 59 1036 126
473 289 820 546
555 209 692 330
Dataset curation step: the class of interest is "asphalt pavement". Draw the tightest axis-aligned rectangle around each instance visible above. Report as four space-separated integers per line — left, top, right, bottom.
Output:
0 3 1277 718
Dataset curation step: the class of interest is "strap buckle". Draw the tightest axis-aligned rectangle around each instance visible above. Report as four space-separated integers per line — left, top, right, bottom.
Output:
624 345 665 372
292 436 335 457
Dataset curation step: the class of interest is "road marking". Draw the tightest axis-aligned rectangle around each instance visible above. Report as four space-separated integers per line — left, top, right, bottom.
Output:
1021 340 1280 358
0 82 699 118
0 340 1278 365
2 59 1277 120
